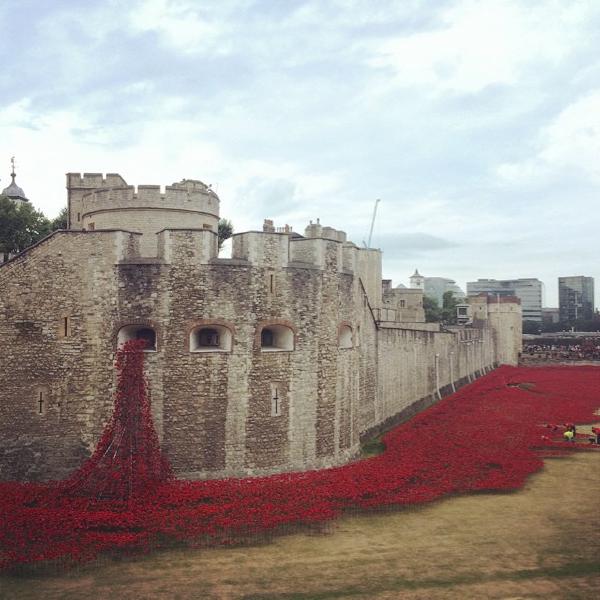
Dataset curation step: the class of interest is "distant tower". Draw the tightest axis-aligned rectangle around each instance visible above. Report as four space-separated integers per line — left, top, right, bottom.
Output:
410 268 425 290
1 157 29 205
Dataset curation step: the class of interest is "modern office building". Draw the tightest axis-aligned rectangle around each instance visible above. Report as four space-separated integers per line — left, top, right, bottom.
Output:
467 278 543 322
558 276 595 322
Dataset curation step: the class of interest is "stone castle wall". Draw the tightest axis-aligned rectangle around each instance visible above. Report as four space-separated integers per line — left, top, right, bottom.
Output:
0 228 377 480
372 326 494 436
0 173 521 482
0 230 140 479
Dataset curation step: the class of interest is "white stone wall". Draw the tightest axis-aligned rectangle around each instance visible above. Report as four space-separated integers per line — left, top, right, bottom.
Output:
372 325 494 430
356 248 383 308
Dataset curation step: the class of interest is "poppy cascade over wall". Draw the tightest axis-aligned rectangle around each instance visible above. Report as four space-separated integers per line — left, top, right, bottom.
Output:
0 344 598 570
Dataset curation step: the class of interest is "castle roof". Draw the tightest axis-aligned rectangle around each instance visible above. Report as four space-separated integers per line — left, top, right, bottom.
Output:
2 173 28 202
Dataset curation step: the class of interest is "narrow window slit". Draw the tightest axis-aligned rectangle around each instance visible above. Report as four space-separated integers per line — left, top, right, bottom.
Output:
271 383 282 416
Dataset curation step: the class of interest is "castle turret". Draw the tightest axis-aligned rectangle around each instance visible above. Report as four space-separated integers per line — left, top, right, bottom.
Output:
66 173 221 256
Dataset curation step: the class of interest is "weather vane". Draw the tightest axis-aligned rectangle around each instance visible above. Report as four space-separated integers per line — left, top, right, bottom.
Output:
10 156 15 179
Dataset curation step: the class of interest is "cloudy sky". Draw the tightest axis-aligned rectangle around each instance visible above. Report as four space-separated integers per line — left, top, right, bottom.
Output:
1 0 599 306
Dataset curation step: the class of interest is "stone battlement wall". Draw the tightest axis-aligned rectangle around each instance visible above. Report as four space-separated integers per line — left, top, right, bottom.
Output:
374 325 494 430
80 182 219 219
67 174 220 249
0 223 520 481
66 172 128 189
0 228 374 480
0 172 522 482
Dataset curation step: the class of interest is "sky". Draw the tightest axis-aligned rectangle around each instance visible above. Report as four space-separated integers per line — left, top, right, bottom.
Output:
1 0 599 306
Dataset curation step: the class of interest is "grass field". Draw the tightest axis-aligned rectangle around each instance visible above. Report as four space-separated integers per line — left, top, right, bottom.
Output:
1 451 599 600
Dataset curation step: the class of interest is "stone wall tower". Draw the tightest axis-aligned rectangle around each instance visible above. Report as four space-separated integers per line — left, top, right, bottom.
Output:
66 173 220 256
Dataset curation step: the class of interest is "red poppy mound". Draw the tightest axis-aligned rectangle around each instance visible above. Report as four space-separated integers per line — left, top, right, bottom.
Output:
1 343 599 570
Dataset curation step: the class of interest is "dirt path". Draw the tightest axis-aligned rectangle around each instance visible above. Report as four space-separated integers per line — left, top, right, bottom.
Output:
2 452 599 599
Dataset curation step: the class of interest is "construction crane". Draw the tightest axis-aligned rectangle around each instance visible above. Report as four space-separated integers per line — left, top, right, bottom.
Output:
365 198 380 248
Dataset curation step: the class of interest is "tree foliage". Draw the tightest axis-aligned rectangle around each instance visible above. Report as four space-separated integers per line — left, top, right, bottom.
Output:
50 206 68 231
0 196 51 261
423 295 441 322
441 291 460 325
218 218 233 249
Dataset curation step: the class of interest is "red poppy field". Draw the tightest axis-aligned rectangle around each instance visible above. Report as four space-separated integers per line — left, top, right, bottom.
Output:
1 344 599 571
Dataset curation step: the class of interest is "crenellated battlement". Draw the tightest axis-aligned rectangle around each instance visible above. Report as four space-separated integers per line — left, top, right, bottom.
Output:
304 219 347 242
79 179 220 219
66 173 220 255
66 172 128 189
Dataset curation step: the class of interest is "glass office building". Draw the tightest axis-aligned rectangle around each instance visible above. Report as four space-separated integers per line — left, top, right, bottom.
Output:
558 276 595 322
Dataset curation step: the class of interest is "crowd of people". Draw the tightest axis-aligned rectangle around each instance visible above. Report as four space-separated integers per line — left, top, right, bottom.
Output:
521 341 600 362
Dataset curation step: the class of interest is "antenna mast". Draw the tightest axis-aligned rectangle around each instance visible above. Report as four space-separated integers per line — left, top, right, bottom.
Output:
366 198 380 248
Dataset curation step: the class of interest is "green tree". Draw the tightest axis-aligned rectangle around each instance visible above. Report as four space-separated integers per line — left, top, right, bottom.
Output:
218 218 233 249
423 295 442 322
50 206 68 231
441 291 460 324
0 196 51 261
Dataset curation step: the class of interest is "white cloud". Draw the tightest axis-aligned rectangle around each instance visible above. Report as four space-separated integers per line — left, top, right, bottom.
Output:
366 0 589 94
128 0 229 54
539 91 600 179
2 1 599 305
0 100 224 217
497 89 600 184
0 98 346 230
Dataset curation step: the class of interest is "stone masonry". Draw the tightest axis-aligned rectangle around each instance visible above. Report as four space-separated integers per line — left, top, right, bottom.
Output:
0 173 522 481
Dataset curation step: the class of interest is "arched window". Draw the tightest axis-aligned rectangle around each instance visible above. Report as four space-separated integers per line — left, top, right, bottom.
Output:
338 324 353 349
190 325 232 352
260 324 294 351
117 325 157 351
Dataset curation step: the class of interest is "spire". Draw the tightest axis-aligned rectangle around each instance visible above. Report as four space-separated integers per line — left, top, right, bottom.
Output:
2 156 28 203
409 268 425 290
